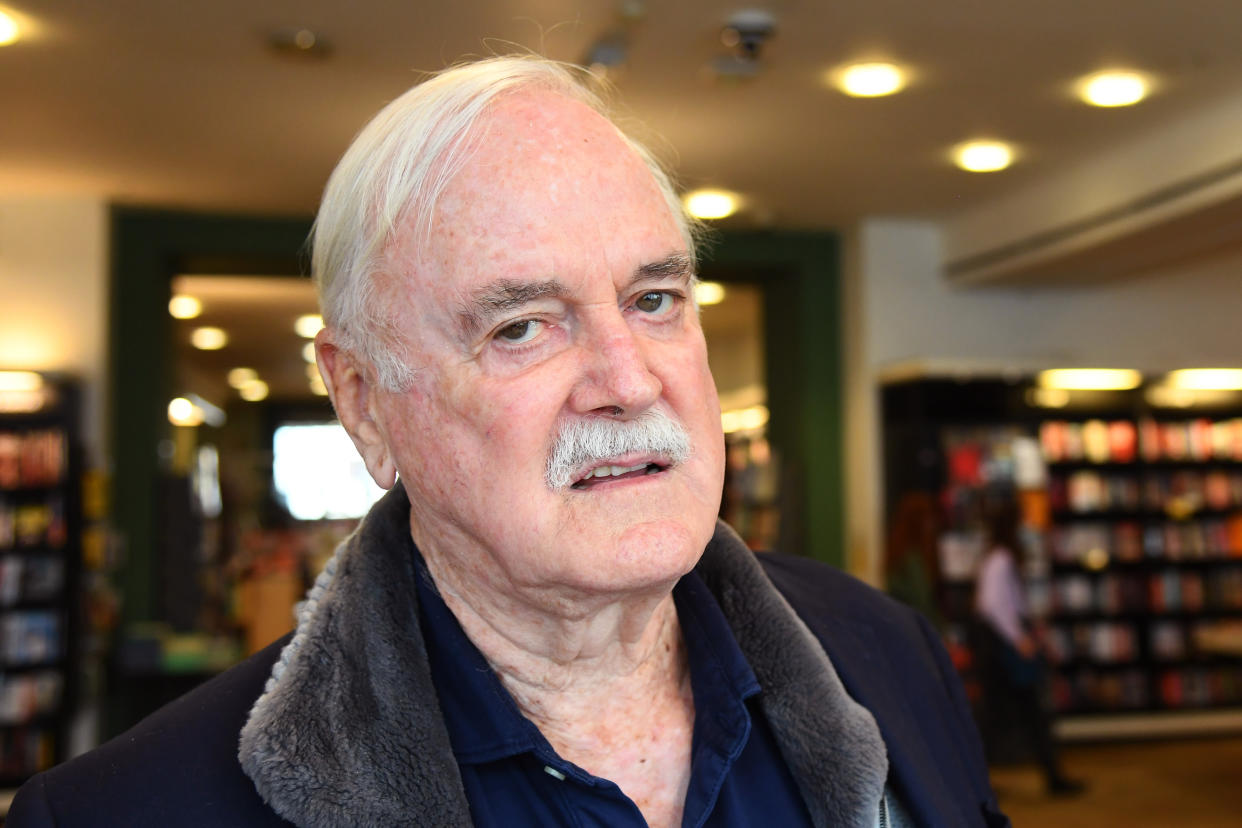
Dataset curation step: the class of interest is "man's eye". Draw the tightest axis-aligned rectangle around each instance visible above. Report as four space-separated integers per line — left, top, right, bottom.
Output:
635 292 673 314
495 319 541 344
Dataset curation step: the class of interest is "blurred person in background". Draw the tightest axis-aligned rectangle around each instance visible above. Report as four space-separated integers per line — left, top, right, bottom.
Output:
974 496 1084 797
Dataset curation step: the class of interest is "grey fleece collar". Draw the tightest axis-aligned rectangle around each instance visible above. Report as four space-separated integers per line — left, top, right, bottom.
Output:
239 485 887 827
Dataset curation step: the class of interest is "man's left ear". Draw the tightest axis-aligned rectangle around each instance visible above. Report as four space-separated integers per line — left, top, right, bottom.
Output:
315 329 398 489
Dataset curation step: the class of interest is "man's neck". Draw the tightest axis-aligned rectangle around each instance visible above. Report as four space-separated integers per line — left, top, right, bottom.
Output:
421 545 697 828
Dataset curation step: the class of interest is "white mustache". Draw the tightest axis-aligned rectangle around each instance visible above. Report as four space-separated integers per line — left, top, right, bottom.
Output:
546 409 692 489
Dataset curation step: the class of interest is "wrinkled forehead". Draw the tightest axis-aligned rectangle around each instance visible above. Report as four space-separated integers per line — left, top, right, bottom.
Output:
387 89 684 297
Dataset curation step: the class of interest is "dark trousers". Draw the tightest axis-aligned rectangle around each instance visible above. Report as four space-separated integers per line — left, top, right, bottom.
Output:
969 619 1064 785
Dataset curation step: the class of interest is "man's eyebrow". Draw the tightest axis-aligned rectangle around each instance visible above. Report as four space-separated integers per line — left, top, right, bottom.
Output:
629 253 695 288
457 279 568 340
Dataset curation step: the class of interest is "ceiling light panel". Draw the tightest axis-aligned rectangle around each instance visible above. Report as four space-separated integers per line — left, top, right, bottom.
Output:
1166 368 1242 391
1038 368 1142 390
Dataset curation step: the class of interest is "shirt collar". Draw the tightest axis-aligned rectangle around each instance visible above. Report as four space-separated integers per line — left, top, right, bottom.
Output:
414 551 761 766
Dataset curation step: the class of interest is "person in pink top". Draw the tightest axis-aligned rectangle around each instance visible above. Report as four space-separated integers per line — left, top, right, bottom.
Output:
974 497 1084 797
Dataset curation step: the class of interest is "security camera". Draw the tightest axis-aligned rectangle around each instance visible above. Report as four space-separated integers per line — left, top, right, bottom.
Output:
721 9 776 61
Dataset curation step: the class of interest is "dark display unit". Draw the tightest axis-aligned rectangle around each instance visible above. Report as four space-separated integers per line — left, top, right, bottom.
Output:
0 376 80 785
882 378 1242 720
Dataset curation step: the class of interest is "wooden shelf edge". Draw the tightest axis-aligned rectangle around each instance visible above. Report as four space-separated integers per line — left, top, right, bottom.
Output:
1056 708 1242 742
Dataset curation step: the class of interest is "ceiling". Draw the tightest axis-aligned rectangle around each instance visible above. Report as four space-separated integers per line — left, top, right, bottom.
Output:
4 1 1242 230
9 2 1242 407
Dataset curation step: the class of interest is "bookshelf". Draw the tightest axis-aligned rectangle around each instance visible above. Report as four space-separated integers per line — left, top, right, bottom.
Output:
1040 417 1242 714
0 375 80 785
882 378 1242 722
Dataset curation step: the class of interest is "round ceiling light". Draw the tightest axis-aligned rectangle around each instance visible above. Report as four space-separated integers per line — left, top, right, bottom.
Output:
694 281 727 306
684 189 741 220
168 295 202 319
953 140 1014 173
227 367 259 389
834 62 906 98
239 379 270 402
1079 70 1148 107
168 397 204 427
295 314 324 338
190 326 228 350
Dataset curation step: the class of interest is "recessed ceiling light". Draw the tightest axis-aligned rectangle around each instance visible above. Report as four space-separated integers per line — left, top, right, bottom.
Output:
239 379 269 402
302 341 317 363
227 367 258 389
694 282 727 306
191 326 228 350
953 140 1014 173
833 62 906 98
1166 368 1242 391
295 314 324 339
167 397 204 427
0 9 20 46
168 295 202 319
1038 368 1142 390
684 189 741 220
1079 70 1148 107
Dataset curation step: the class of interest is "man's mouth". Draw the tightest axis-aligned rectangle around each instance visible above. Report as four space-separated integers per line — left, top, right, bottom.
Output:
570 461 667 490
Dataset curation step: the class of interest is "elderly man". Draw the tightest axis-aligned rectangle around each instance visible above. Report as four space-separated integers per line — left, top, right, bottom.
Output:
10 57 1006 827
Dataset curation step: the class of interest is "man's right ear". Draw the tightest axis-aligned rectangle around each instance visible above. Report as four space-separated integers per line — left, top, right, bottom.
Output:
315 330 398 489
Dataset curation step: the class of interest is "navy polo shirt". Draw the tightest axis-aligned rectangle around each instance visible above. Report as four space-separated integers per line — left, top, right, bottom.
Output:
414 555 814 828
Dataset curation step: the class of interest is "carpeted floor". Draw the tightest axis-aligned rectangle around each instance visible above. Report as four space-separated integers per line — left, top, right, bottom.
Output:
990 736 1242 827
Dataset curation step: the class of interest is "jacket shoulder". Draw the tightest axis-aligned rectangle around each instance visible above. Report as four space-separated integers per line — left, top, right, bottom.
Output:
756 551 917 630
7 636 294 827
757 552 1010 828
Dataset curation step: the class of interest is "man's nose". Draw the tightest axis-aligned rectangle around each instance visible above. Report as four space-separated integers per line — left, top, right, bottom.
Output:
569 312 662 418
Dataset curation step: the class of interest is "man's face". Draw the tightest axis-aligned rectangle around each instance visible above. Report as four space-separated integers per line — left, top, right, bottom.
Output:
366 89 725 596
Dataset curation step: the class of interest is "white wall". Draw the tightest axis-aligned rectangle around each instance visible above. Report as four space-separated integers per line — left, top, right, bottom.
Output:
0 197 110 464
863 219 1242 372
846 217 1242 581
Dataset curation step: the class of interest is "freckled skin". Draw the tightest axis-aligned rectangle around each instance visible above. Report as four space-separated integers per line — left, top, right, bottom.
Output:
319 89 726 827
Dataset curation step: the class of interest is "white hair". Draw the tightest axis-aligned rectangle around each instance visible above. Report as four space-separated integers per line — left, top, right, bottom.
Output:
312 54 701 391
546 409 692 490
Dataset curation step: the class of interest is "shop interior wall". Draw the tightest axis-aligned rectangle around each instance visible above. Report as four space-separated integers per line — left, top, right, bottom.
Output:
845 216 1242 586
0 196 109 465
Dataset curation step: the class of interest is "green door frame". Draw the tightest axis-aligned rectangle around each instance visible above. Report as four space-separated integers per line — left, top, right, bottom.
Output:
701 231 842 568
109 208 312 625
